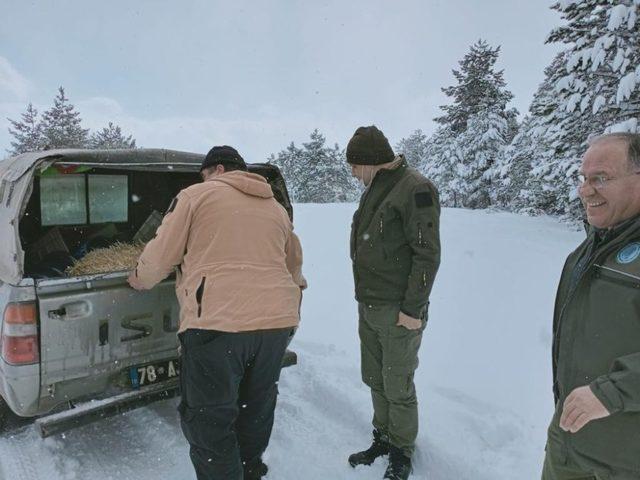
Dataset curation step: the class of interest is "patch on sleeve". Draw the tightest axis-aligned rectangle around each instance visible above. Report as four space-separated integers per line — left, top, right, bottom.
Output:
414 191 433 208
166 197 178 214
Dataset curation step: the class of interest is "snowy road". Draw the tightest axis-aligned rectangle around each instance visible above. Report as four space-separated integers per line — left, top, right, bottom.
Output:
0 205 583 479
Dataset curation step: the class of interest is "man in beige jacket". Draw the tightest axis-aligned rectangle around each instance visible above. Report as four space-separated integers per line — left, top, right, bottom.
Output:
128 145 306 480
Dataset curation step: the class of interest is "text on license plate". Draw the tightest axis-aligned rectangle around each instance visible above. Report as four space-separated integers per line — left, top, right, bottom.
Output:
129 359 180 388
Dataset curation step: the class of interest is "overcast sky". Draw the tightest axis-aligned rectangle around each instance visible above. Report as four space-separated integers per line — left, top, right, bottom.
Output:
0 0 563 161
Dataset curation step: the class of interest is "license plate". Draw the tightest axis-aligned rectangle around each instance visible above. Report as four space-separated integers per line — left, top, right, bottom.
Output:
129 359 180 389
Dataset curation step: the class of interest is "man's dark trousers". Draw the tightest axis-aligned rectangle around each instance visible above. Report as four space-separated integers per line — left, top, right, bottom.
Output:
178 328 291 480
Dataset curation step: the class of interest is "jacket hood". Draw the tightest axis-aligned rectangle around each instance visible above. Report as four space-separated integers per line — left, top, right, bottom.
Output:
209 170 274 198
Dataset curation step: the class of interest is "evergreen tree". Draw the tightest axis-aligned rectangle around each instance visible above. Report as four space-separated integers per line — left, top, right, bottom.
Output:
492 53 571 214
89 122 136 149
40 87 89 149
432 40 516 208
455 110 511 208
299 130 359 203
492 115 545 213
503 107 520 145
423 127 460 207
435 40 516 134
339 148 363 202
497 2 639 220
518 52 583 217
547 0 639 133
7 103 43 155
298 130 331 202
269 129 360 203
268 141 305 202
396 129 429 171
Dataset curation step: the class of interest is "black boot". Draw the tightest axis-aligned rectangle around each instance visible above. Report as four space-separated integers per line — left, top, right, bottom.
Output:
243 457 268 480
348 429 390 467
383 445 412 480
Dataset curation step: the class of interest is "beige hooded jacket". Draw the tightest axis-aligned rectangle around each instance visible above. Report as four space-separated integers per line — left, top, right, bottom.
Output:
133 170 306 333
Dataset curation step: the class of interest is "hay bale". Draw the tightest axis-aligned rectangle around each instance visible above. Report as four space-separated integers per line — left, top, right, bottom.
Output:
66 242 145 276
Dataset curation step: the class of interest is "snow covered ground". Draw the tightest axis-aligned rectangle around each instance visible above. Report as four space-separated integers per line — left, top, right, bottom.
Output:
0 204 584 480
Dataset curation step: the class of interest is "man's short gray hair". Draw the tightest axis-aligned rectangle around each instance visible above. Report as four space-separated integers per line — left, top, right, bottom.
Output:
588 132 640 169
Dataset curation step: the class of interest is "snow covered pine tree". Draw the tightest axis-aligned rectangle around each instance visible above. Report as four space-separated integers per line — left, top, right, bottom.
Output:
497 1 639 220
7 103 43 155
395 129 429 171
89 122 137 149
40 86 89 149
269 129 360 203
431 40 517 208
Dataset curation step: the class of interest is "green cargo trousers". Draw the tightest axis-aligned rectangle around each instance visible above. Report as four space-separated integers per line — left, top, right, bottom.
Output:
358 302 423 457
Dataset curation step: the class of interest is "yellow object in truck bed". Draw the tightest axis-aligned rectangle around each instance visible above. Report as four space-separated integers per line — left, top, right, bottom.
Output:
66 242 145 276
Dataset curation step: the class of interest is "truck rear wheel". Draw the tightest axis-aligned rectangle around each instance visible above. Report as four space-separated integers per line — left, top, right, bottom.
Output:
0 397 9 432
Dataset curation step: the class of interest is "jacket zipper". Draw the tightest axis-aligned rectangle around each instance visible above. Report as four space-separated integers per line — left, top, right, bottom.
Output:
557 247 603 394
352 174 381 267
556 233 632 429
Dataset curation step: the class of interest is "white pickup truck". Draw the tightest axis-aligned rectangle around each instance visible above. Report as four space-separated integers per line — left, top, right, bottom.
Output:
0 148 296 436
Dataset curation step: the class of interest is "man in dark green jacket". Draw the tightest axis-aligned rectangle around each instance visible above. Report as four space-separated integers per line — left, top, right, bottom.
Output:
346 126 440 480
544 132 640 480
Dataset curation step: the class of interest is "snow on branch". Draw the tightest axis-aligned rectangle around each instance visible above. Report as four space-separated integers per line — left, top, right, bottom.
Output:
617 71 638 104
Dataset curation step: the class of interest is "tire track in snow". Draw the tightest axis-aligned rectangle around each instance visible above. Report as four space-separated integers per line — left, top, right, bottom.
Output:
0 426 57 480
0 400 191 480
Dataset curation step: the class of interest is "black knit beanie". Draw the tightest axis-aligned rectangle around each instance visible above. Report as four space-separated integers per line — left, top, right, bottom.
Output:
346 126 395 165
201 145 247 172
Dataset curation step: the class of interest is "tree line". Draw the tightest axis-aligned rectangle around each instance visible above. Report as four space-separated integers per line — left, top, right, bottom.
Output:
275 2 639 220
402 1 639 220
7 86 136 155
6 2 638 222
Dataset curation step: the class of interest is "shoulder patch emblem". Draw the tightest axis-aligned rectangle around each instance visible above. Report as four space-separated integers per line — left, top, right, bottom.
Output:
414 191 433 208
616 242 640 264
166 197 178 214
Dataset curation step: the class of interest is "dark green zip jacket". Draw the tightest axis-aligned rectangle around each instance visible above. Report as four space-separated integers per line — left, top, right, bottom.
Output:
549 215 640 474
350 158 440 319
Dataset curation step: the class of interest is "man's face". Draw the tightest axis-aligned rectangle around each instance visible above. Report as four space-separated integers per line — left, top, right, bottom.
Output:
350 164 374 186
579 140 640 229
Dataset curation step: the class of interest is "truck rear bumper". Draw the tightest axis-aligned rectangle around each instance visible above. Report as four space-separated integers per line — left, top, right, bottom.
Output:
35 378 180 437
35 349 297 437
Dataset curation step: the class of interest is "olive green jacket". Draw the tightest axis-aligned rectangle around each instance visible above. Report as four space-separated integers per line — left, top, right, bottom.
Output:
549 215 640 474
350 158 440 320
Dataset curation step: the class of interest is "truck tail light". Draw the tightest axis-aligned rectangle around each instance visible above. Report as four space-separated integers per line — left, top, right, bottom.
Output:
2 302 39 365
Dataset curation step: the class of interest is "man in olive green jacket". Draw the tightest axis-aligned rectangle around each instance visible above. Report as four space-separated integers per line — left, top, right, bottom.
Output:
544 132 640 480
346 126 440 480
